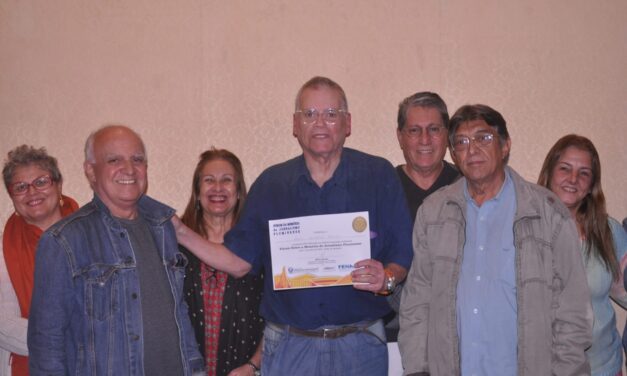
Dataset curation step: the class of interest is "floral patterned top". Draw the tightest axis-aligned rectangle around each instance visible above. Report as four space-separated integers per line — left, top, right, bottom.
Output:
181 246 264 376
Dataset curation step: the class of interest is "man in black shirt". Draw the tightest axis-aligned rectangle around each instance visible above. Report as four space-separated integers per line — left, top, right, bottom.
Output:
386 92 460 344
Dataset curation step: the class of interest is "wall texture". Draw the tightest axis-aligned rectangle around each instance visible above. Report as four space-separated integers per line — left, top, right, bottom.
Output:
1 1 625 220
1 0 626 367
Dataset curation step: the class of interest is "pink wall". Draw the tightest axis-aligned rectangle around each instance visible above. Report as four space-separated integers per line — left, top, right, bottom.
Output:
1 1 625 220
1 1 627 373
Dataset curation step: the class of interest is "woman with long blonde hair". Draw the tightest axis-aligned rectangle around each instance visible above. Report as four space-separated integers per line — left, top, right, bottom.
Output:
538 134 627 376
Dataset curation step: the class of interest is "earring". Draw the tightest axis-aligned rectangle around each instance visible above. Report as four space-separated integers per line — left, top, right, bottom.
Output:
195 199 201 211
59 196 65 207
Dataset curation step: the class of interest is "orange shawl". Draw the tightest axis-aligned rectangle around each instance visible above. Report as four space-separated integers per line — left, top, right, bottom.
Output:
2 195 78 376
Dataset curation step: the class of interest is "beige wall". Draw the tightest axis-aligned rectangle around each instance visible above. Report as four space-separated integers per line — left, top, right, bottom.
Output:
1 0 626 366
1 0 626 221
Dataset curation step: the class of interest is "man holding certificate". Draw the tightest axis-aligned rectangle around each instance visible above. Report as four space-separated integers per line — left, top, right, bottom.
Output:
175 76 413 375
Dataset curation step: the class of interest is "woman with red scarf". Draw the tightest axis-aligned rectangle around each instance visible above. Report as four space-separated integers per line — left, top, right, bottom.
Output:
0 145 78 376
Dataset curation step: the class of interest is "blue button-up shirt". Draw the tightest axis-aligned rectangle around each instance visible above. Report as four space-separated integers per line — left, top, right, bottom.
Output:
224 148 413 329
457 170 517 376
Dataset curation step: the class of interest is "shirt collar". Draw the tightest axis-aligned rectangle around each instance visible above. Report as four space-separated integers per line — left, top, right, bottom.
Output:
293 149 349 192
463 168 513 205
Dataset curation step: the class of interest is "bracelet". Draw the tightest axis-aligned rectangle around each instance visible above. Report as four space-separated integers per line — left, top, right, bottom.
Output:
247 360 260 376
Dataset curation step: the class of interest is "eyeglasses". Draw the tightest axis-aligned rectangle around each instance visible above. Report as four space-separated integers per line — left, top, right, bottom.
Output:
9 175 54 196
452 132 495 152
295 108 346 126
402 125 445 139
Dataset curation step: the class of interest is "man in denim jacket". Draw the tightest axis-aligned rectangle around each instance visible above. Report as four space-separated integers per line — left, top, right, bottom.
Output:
399 105 592 376
28 125 204 375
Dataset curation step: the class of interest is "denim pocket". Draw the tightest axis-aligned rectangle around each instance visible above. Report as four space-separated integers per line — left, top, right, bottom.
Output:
84 265 120 321
169 253 188 287
263 324 286 359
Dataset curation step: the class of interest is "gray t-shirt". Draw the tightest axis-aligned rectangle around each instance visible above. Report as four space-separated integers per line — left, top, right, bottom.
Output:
119 216 184 376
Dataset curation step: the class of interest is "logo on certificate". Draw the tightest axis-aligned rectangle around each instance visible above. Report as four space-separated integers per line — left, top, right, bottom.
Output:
352 216 367 233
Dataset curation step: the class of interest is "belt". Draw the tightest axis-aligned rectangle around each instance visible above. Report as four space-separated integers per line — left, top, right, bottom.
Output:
268 320 378 340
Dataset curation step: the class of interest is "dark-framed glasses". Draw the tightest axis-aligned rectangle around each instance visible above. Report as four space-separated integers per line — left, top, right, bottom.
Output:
403 125 445 139
9 175 54 196
452 132 495 152
295 108 346 126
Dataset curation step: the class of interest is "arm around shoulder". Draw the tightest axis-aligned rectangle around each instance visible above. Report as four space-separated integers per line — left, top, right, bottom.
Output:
173 216 252 278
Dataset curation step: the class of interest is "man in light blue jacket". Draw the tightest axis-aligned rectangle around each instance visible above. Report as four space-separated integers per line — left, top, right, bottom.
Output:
399 104 592 376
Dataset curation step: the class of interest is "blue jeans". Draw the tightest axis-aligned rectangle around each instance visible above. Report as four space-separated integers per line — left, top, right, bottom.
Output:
262 320 388 376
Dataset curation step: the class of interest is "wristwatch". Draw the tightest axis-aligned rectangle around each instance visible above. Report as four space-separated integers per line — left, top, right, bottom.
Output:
384 268 396 294
377 268 396 296
247 360 261 376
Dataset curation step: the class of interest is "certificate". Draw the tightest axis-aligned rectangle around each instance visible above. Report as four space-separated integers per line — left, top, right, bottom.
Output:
269 211 370 290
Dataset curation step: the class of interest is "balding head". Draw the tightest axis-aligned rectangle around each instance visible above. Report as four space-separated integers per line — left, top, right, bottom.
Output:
84 125 147 164
83 125 148 219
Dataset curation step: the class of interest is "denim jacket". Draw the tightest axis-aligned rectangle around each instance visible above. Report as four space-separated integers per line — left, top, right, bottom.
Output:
28 194 204 376
399 167 593 376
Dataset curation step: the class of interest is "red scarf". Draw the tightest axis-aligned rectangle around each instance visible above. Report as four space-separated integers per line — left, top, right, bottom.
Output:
2 195 78 376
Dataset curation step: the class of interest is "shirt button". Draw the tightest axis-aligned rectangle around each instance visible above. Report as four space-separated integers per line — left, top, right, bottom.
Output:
131 293 138 299
473 308 478 314
478 245 484 251
131 334 140 341
475 275 481 281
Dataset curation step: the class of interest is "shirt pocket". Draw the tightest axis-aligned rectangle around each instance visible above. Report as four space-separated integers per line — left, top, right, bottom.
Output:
427 221 462 296
82 264 121 322
517 235 551 286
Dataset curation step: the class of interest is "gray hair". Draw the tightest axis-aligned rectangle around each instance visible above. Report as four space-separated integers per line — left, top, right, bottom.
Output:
84 125 147 163
397 92 449 131
3 145 62 191
448 104 510 164
294 76 349 111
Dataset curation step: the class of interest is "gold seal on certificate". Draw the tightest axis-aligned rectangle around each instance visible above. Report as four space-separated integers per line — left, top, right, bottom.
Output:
352 216 367 233
269 211 371 290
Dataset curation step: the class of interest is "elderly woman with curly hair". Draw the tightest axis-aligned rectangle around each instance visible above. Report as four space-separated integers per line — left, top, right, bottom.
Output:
0 145 78 376
538 134 627 376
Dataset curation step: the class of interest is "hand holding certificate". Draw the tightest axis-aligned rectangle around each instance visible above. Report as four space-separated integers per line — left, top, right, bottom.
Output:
269 211 371 290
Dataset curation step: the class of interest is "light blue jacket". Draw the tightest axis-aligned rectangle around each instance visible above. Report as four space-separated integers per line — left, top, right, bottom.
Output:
399 167 593 376
27 194 204 376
